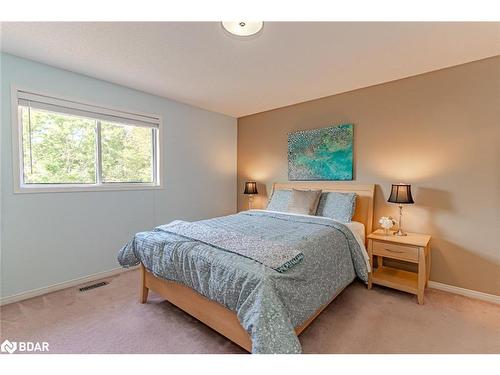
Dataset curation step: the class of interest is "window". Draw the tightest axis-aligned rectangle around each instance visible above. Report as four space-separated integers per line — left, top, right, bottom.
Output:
13 88 162 192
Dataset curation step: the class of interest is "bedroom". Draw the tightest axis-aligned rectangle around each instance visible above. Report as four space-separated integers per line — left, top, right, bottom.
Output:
0 1 499 373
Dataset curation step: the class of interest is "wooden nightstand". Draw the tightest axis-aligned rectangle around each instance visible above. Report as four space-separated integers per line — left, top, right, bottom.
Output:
367 229 431 304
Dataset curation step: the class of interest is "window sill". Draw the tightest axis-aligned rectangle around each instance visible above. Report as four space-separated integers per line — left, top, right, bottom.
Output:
13 183 164 194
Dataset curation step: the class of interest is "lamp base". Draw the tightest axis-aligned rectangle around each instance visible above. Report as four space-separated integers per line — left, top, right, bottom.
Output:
393 229 407 236
393 205 407 236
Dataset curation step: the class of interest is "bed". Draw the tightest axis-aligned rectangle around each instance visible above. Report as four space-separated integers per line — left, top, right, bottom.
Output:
118 182 374 353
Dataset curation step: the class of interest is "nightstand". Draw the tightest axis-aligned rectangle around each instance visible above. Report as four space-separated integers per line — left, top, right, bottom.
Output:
367 229 431 304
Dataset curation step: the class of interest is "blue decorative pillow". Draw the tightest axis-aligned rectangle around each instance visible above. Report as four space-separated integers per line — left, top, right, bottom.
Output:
266 189 292 212
316 192 357 222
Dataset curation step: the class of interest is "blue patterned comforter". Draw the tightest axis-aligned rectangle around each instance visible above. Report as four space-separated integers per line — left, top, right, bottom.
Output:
117 210 369 354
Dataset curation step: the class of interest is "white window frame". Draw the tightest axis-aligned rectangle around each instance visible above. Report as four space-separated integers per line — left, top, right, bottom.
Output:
11 85 164 193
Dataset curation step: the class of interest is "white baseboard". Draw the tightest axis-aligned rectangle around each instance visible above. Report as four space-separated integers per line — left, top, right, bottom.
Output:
2 269 498 306
428 281 500 305
0 266 138 306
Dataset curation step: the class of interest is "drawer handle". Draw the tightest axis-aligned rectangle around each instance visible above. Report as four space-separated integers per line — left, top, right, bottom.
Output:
385 248 404 254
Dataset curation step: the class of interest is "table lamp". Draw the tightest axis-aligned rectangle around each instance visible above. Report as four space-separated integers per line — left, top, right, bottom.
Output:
388 183 414 236
244 181 258 209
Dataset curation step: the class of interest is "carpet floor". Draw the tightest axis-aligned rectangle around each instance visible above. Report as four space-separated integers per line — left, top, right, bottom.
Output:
1 269 499 354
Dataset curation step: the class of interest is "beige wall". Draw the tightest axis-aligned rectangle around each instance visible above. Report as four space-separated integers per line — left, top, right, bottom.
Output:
237 56 500 296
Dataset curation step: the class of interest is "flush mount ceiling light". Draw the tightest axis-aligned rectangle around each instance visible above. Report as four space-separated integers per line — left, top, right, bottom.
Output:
221 21 264 37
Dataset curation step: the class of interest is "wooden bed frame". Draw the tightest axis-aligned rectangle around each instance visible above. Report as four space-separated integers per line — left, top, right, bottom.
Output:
140 182 375 352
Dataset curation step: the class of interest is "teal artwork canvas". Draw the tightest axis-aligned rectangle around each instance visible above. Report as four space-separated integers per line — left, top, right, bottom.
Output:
288 124 353 181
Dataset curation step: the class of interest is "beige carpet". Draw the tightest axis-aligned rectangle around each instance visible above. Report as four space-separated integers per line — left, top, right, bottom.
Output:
1 269 499 354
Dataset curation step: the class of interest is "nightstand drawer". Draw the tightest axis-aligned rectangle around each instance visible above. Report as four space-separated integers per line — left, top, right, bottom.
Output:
372 241 418 262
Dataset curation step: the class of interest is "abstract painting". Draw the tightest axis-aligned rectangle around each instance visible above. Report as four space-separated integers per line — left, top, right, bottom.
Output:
288 124 353 181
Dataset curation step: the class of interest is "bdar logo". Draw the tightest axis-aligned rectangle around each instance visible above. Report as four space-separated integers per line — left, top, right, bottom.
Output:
1 339 17 354
0 340 49 353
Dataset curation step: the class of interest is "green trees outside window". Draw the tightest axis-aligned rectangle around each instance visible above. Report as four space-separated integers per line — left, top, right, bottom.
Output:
21 107 155 185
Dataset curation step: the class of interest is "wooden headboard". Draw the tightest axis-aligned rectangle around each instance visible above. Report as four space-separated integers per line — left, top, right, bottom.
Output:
271 182 375 239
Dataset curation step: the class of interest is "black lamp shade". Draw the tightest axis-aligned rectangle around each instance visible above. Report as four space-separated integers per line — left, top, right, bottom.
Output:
244 181 258 195
388 184 414 204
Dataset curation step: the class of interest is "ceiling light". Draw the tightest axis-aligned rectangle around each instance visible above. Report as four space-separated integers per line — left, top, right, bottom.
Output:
221 22 263 37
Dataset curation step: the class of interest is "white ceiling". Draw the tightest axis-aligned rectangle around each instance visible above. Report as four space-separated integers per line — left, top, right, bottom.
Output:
1 22 499 117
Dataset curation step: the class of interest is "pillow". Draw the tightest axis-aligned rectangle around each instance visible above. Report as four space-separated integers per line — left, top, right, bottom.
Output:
315 192 357 223
287 189 322 215
266 189 292 212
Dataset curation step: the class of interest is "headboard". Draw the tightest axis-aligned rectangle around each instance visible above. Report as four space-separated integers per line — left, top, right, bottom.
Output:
271 182 375 239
